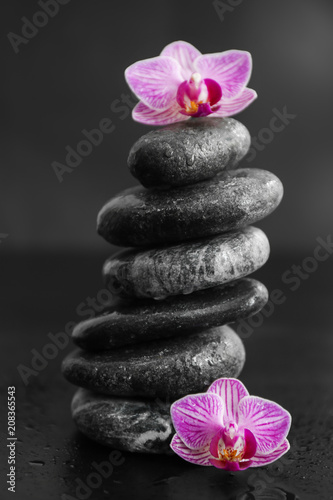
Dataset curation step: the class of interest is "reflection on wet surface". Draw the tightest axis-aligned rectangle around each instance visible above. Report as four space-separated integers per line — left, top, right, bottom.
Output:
2 254 333 499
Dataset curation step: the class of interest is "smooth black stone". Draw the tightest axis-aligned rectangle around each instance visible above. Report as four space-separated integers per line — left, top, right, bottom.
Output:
62 326 245 400
72 278 268 350
127 117 251 188
71 389 173 454
97 168 283 247
103 226 269 299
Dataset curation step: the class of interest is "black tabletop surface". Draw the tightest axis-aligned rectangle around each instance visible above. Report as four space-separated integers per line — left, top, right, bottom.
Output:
1 252 333 500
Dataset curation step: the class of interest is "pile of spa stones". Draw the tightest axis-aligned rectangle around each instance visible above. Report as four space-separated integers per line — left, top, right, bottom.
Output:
62 117 283 454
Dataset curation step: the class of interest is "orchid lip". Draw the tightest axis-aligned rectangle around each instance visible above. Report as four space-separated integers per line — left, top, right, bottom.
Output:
176 73 222 118
209 426 257 469
179 102 215 118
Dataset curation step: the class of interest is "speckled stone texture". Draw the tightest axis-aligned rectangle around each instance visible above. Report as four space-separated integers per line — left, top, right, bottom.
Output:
72 278 268 350
127 117 251 188
71 389 173 454
62 326 245 400
97 168 283 247
103 226 270 299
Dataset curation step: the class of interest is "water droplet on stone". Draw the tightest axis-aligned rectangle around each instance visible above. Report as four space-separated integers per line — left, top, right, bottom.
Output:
186 155 195 166
164 145 173 158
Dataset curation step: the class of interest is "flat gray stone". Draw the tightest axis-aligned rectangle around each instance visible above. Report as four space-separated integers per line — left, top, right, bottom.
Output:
127 117 250 187
103 226 269 299
62 325 245 400
71 389 173 454
97 168 283 247
72 278 268 350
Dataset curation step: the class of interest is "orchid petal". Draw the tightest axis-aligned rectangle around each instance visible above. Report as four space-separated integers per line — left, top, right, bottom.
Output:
125 56 183 110
211 460 249 471
251 439 290 467
161 40 201 80
176 80 191 107
212 88 257 117
238 396 292 454
210 457 252 471
238 460 253 470
170 434 211 466
171 393 224 450
195 50 252 99
243 428 257 460
132 101 188 126
209 429 224 458
204 78 222 106
207 378 249 424
209 458 228 469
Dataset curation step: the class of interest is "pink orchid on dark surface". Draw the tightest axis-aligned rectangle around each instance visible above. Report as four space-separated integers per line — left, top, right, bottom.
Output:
125 41 257 125
170 378 291 471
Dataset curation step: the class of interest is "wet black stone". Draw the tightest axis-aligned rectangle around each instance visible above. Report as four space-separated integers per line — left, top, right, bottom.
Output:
62 326 245 400
72 278 268 350
71 389 173 454
127 117 251 188
103 226 269 299
97 168 283 247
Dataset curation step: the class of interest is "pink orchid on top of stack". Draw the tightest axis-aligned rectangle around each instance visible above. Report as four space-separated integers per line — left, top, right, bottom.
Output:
125 40 257 125
63 41 289 464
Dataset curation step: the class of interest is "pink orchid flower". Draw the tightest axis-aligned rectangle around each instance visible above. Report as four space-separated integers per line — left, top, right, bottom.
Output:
170 378 291 471
125 40 257 126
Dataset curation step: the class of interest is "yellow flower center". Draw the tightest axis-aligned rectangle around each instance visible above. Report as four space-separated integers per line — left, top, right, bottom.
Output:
218 446 244 463
184 100 203 115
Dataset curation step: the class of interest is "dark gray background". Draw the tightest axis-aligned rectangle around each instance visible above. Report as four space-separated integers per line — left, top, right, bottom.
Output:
2 2 333 499
2 0 333 254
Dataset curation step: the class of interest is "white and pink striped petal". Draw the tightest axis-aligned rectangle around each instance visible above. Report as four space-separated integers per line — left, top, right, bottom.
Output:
251 439 290 467
125 56 183 111
213 88 257 117
207 378 249 424
238 396 292 454
195 50 252 100
171 393 224 450
132 101 188 126
161 40 202 80
170 434 211 466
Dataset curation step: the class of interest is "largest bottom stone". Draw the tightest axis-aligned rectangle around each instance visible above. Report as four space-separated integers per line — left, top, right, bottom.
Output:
72 389 173 454
62 325 245 400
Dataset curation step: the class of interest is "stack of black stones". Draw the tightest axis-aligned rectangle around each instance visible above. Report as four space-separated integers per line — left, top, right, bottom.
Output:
62 117 283 454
